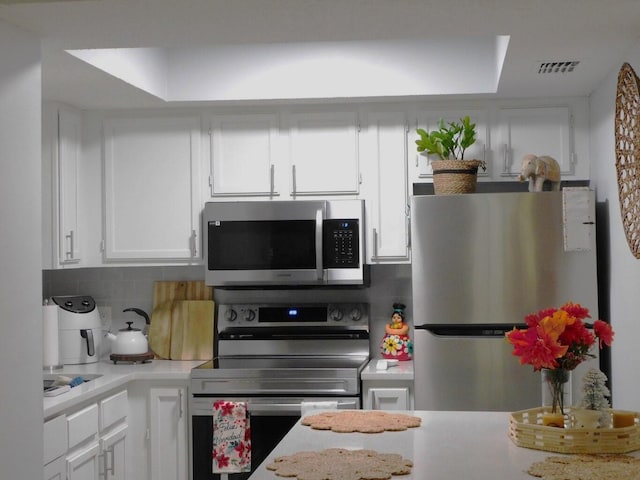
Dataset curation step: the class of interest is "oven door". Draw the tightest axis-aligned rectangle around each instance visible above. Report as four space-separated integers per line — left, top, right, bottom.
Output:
190 396 359 480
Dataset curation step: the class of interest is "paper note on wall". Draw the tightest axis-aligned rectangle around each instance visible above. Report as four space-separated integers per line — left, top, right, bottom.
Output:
562 187 593 251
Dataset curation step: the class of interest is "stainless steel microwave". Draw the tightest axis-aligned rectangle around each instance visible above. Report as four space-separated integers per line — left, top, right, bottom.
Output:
203 200 368 287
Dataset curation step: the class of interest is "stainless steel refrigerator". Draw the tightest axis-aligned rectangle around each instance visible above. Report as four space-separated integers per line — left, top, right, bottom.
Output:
411 190 600 411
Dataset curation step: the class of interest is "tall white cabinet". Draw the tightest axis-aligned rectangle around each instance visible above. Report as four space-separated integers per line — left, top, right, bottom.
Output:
148 387 188 480
57 107 83 264
360 111 410 263
103 115 202 261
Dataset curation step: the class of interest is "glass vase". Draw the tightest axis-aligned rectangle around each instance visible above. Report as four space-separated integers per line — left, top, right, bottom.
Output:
541 368 572 415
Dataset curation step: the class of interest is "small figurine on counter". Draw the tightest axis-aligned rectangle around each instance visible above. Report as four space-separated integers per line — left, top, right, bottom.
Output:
380 303 412 361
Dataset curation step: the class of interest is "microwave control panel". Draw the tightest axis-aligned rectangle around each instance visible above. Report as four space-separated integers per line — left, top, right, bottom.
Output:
323 219 359 268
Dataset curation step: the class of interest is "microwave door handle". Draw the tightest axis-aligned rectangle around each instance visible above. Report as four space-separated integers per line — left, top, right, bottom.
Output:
315 208 323 281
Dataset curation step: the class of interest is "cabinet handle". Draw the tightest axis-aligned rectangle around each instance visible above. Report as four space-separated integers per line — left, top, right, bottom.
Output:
65 230 74 259
105 447 115 476
405 204 411 249
270 164 275 196
178 389 183 419
372 228 379 259
291 165 297 196
190 229 197 257
502 144 508 172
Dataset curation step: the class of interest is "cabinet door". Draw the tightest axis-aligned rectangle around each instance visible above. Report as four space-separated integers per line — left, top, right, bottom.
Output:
368 387 411 411
362 112 410 262
67 442 100 480
149 387 187 480
57 107 82 264
103 116 201 261
100 424 128 480
413 109 489 178
288 112 360 196
44 456 66 480
498 106 572 176
209 113 280 197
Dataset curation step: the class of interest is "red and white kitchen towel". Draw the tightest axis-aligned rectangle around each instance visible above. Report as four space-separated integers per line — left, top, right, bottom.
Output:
212 401 251 474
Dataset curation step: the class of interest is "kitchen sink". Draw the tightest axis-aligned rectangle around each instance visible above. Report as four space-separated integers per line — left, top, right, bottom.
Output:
43 373 102 391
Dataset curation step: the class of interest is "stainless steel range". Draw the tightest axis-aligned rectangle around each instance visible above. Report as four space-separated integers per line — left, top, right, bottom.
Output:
190 302 370 480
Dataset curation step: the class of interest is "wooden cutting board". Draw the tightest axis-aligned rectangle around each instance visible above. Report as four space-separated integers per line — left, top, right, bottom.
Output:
169 300 214 360
152 281 212 309
148 300 173 359
149 281 214 360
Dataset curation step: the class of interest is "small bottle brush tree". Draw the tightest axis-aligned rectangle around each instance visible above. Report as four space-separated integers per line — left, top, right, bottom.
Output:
580 368 611 411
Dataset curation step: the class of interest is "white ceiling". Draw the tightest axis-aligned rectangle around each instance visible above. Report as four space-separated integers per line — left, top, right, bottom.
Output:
1 0 639 109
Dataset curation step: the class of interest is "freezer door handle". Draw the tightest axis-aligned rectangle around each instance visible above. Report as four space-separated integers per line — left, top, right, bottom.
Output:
414 323 527 337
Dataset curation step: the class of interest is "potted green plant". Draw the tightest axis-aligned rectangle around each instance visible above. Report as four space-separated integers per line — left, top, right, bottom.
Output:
415 116 486 195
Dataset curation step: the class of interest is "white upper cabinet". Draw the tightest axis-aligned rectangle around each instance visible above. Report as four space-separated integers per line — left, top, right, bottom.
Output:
412 109 489 179
287 111 360 196
209 113 280 197
57 107 83 264
103 115 202 261
497 106 572 177
360 111 410 263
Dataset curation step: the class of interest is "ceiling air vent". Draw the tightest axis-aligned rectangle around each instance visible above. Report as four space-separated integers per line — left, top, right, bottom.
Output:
537 61 580 74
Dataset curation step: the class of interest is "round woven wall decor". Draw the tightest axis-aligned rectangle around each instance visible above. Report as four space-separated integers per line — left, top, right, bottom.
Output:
615 62 640 258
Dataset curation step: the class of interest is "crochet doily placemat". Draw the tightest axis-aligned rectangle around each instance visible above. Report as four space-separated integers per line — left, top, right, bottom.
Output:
301 410 421 433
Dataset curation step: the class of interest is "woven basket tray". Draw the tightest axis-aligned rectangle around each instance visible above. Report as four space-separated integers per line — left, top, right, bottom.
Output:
509 408 640 454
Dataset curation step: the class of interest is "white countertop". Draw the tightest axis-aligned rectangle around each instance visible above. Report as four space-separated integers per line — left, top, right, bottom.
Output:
43 359 204 419
249 410 640 480
360 359 414 380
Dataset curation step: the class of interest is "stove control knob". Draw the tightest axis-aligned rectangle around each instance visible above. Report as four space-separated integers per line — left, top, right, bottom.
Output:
349 308 362 321
329 308 343 321
243 309 256 322
224 308 237 322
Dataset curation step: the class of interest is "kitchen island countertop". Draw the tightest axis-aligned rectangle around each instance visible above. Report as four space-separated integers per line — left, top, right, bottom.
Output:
43 359 204 419
249 410 640 480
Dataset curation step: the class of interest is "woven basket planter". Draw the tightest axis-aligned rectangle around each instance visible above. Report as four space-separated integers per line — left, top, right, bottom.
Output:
431 159 485 195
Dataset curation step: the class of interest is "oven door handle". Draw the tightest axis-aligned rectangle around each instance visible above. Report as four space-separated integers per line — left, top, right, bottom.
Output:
249 399 359 416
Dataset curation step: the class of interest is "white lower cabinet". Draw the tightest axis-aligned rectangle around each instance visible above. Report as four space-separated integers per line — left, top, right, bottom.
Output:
126 381 189 480
99 390 129 480
100 425 128 480
361 360 415 411
45 455 67 480
364 386 412 410
148 387 188 480
66 404 100 480
45 389 129 480
44 414 68 480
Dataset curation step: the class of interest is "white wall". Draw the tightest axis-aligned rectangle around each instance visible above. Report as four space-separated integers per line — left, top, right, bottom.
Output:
589 42 640 410
0 19 43 479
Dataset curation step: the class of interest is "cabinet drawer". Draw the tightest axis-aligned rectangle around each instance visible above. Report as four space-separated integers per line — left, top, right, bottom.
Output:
100 389 128 431
44 414 67 464
67 403 98 450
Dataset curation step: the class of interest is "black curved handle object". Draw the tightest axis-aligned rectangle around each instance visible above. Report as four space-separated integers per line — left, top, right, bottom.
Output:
123 307 150 324
80 329 95 356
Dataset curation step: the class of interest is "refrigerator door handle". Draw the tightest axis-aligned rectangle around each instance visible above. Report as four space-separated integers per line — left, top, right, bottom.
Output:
414 323 528 337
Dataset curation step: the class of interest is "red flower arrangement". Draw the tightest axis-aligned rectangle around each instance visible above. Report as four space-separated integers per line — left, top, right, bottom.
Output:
506 302 613 371
505 302 614 414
